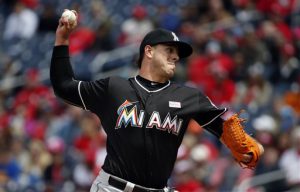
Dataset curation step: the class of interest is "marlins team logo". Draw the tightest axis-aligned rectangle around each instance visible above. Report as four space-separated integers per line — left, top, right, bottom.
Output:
115 100 183 135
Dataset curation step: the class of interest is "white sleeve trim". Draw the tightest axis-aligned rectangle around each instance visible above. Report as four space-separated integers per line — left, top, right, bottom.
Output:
78 81 87 110
201 108 227 127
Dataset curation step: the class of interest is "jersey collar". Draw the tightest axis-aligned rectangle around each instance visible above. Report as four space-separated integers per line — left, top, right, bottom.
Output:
134 76 171 93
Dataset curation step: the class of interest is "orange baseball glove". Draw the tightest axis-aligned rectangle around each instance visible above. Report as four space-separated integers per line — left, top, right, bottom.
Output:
221 113 264 169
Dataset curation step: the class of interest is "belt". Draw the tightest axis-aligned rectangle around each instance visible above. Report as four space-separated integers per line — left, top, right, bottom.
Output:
108 176 165 192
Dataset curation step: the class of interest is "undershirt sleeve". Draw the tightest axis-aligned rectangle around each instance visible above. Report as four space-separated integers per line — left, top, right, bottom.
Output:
50 45 83 107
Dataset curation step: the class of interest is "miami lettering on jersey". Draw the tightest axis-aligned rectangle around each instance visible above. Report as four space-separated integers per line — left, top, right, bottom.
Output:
115 100 183 135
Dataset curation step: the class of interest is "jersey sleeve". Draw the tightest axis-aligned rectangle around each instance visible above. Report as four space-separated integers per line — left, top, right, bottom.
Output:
193 92 227 138
50 45 109 111
78 79 109 112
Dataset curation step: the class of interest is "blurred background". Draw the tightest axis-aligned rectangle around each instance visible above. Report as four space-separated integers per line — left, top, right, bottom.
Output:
0 0 300 191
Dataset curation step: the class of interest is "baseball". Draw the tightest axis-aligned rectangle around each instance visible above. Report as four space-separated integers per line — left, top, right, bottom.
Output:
61 9 77 24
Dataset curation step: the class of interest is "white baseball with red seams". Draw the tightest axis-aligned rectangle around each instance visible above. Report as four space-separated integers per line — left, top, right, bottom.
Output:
62 9 76 24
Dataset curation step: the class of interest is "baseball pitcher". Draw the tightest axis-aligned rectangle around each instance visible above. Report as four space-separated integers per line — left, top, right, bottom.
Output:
50 10 264 192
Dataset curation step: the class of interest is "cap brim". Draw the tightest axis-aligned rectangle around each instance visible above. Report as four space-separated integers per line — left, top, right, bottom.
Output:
160 41 193 59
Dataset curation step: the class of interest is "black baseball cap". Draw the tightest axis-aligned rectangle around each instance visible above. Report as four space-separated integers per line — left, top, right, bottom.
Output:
138 28 193 67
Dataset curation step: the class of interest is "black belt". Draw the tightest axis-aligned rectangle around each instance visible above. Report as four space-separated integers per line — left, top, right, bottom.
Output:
108 176 165 192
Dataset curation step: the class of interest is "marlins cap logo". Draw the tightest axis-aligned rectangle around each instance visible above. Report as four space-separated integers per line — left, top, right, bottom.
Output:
171 32 179 41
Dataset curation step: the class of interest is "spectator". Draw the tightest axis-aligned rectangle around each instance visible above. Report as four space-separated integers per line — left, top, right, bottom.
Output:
232 63 273 114
283 83 300 116
46 105 82 146
0 55 22 91
73 150 95 190
73 113 105 174
232 0 261 23
279 126 300 190
251 114 288 191
44 136 72 192
13 68 54 122
188 41 236 105
89 22 115 53
275 43 300 92
237 29 269 81
38 3 60 33
0 148 21 187
19 0 39 10
10 68 55 147
119 5 154 45
0 127 20 190
205 0 234 24
3 1 38 40
89 0 108 26
68 25 96 55
256 0 296 18
173 159 205 192
203 61 236 106
255 146 288 192
154 2 181 32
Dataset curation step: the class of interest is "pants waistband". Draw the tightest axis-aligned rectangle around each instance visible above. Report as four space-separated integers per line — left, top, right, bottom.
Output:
98 169 167 192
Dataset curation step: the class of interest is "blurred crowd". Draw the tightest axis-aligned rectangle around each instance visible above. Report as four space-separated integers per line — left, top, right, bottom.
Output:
0 0 300 191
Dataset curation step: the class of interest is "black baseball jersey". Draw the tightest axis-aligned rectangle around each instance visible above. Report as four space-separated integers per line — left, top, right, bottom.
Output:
50 46 227 188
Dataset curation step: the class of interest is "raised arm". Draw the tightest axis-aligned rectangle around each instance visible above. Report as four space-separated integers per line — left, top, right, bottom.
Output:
50 10 83 107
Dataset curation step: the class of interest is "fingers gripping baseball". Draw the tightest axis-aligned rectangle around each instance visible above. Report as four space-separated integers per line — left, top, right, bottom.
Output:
55 9 78 45
61 9 78 29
